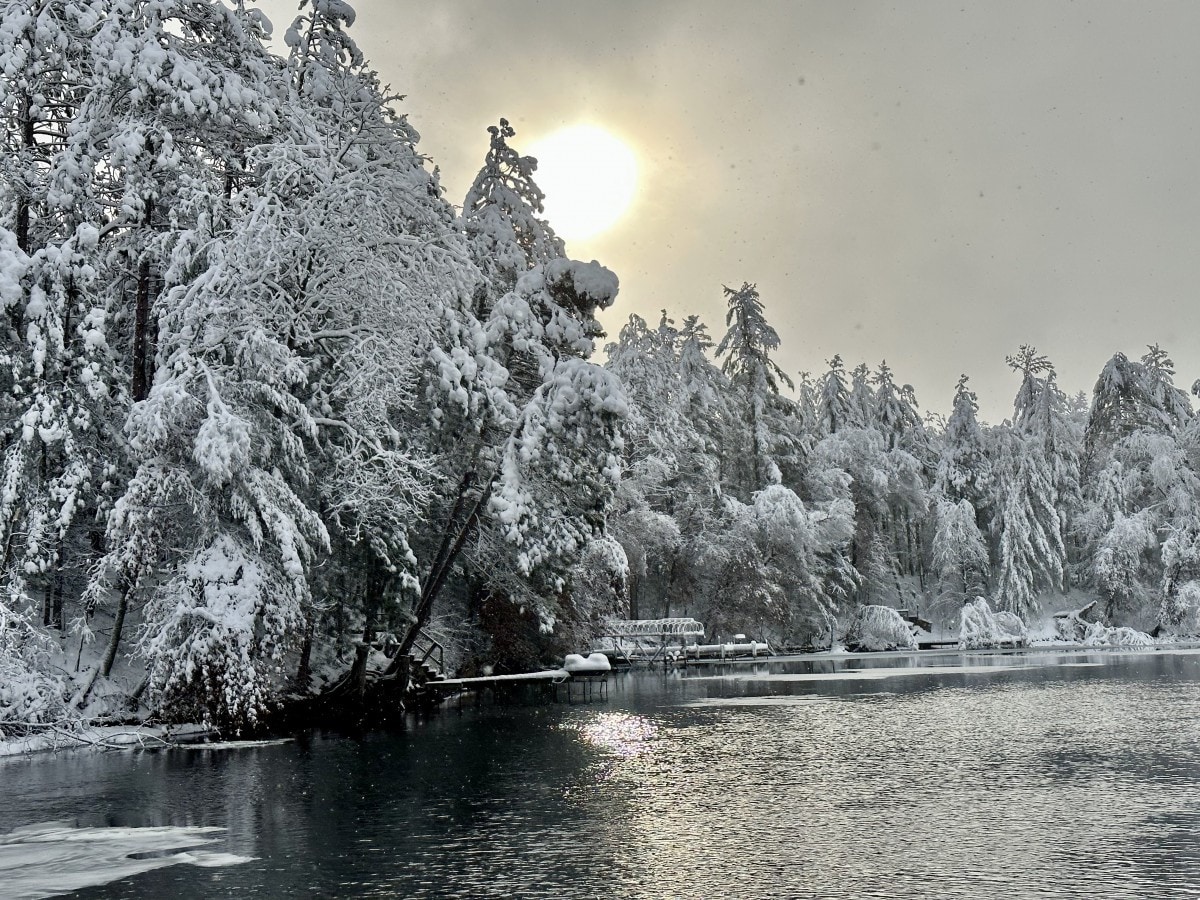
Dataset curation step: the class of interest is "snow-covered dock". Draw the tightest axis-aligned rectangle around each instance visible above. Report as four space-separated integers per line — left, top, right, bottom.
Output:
685 641 772 660
424 665 609 704
428 668 570 689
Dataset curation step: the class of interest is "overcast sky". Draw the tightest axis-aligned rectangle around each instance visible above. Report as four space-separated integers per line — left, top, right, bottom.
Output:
261 1 1200 423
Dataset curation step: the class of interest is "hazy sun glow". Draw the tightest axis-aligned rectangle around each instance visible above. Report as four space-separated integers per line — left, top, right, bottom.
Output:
528 125 638 242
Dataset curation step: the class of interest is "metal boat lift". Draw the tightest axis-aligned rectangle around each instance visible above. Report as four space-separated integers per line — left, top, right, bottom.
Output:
599 618 706 665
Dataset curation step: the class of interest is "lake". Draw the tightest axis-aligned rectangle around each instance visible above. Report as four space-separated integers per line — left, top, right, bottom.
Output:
4 649 1200 899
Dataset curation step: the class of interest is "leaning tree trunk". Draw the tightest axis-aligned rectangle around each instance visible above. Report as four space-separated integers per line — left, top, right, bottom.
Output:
75 573 137 708
385 472 495 677
99 583 131 678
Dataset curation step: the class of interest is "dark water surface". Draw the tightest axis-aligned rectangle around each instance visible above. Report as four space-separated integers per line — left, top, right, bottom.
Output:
5 649 1200 898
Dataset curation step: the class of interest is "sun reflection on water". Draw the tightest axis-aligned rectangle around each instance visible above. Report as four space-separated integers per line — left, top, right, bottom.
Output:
570 712 660 758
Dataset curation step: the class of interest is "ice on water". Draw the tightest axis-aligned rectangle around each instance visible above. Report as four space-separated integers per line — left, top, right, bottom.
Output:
0 822 251 900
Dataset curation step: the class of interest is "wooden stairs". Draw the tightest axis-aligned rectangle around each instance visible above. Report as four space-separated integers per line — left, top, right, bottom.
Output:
404 629 449 707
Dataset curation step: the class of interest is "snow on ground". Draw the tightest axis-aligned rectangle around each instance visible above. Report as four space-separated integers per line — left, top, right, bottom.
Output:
0 725 285 758
0 726 173 758
0 823 251 900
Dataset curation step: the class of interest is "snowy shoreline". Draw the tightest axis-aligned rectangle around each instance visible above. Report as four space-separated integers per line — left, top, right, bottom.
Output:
0 723 274 760
8 641 1200 760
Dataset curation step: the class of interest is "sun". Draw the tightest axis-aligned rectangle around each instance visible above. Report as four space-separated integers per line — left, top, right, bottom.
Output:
527 124 638 242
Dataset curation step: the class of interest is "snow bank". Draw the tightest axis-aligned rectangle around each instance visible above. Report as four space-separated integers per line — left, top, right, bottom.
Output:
0 724 231 758
1082 622 1154 647
844 606 917 652
1049 601 1153 646
1053 601 1105 643
0 823 251 899
958 597 1027 649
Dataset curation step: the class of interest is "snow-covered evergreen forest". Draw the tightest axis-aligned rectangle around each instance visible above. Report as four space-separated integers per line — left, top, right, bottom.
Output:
3 0 1200 736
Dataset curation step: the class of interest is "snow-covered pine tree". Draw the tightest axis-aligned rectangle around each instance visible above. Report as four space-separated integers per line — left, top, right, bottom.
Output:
714 282 794 497
929 374 995 620
1007 345 1053 432
475 260 626 608
1160 519 1200 635
1006 346 1082 583
663 314 752 616
933 375 993 520
1140 344 1192 431
400 119 627 671
677 314 740 484
0 0 280 696
816 422 907 605
807 359 927 607
794 370 820 435
991 427 1065 620
275 0 482 694
1159 408 1200 632
0 2 116 712
1079 347 1197 625
605 311 729 620
605 313 686 618
869 360 929 583
1084 348 1191 475
871 361 925 454
0 1 114 636
80 0 466 724
0 0 99 254
931 497 989 609
848 363 875 431
78 0 281 400
461 117 563 317
815 354 858 436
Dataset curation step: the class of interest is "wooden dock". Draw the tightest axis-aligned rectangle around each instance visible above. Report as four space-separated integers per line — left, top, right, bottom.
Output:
917 638 960 650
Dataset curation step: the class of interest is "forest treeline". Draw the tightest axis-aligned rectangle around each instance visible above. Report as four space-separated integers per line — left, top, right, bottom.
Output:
1 0 1197 735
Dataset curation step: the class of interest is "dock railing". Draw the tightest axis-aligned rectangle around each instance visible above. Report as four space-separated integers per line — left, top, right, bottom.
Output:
410 629 445 679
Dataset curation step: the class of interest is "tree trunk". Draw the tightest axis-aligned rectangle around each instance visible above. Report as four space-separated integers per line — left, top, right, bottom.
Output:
76 579 133 708
14 91 33 255
294 604 316 692
466 574 487 622
131 196 156 402
50 538 65 629
100 584 130 678
749 397 762 494
663 557 679 620
349 554 388 700
132 254 154 402
386 475 495 675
